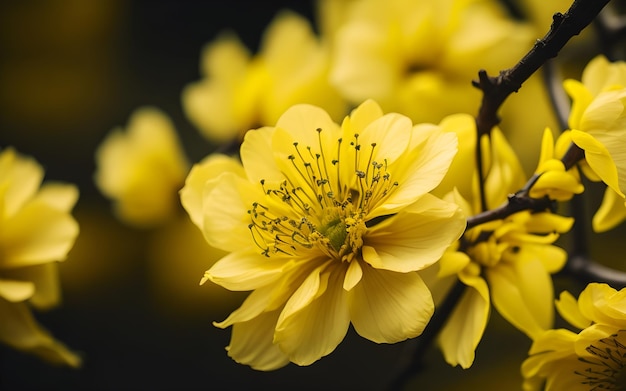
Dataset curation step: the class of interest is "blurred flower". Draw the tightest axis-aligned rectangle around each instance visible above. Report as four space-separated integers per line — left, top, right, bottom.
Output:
522 283 626 391
94 107 190 227
529 128 584 202
432 116 572 368
330 0 534 124
564 55 626 232
181 100 465 369
182 11 346 144
0 147 80 367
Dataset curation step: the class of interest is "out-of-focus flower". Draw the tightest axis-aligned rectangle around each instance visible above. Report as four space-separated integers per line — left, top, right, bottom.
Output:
432 116 572 368
564 55 626 232
529 128 584 202
330 0 534 124
181 100 465 370
522 283 626 391
0 147 80 367
94 107 190 227
182 11 346 144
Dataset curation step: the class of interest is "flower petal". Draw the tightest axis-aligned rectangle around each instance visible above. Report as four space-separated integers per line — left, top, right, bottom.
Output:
0 299 81 368
205 249 293 291
2 196 79 268
593 186 626 232
202 172 261 252
555 290 592 330
226 309 290 371
275 263 350 366
374 128 458 215
487 256 554 339
0 279 35 302
240 127 285 185
348 263 434 343
180 154 244 230
363 193 465 273
438 271 489 369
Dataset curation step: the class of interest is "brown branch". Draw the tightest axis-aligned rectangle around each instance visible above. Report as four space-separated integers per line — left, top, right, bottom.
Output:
473 0 611 138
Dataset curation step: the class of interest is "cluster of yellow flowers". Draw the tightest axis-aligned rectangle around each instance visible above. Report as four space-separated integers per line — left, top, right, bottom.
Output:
5 0 626 389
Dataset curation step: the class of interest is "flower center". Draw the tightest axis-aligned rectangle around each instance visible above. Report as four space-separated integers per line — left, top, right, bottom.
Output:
575 331 626 390
247 128 397 261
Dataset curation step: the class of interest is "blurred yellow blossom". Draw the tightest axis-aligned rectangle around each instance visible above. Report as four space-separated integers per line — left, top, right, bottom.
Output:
522 283 626 391
0 147 80 367
182 11 346 143
94 107 190 227
181 100 465 369
530 128 584 202
432 116 572 368
329 0 534 124
564 55 626 232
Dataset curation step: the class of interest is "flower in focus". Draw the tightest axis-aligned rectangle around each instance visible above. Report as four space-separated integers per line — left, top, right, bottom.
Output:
94 107 190 227
0 147 81 367
181 100 466 369
432 115 573 368
564 55 626 232
529 128 584 202
522 283 626 391
182 11 346 143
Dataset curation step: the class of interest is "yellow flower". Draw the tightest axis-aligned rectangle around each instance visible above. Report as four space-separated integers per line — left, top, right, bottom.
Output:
182 11 346 143
94 107 190 227
432 116 572 368
564 55 626 232
522 283 626 391
180 100 466 369
0 147 80 367
330 0 534 124
530 128 584 202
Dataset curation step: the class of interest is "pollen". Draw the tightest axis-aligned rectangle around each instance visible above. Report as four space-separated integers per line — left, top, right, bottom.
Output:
246 128 396 261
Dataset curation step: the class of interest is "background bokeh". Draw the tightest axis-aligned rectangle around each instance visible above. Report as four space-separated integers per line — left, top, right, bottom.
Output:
1 1 621 390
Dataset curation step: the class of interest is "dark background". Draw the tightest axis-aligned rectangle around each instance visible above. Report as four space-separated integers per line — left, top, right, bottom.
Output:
0 1 579 389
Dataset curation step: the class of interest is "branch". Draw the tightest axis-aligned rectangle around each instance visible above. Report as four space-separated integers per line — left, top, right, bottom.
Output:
473 0 611 138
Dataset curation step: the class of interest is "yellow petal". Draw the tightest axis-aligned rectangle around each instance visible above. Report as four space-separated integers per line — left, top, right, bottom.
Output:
571 129 623 196
0 147 44 218
214 285 275 329
202 172 261 252
437 250 471 278
36 183 79 212
240 127 284 185
179 154 244 230
226 309 290 371
376 129 458 215
275 264 350 366
363 194 465 273
206 250 292 291
2 197 79 268
343 259 363 291
438 275 489 368
0 279 35 302
348 263 434 343
487 257 554 339
4 263 60 310
0 299 81 368
592 186 626 232
555 291 591 330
